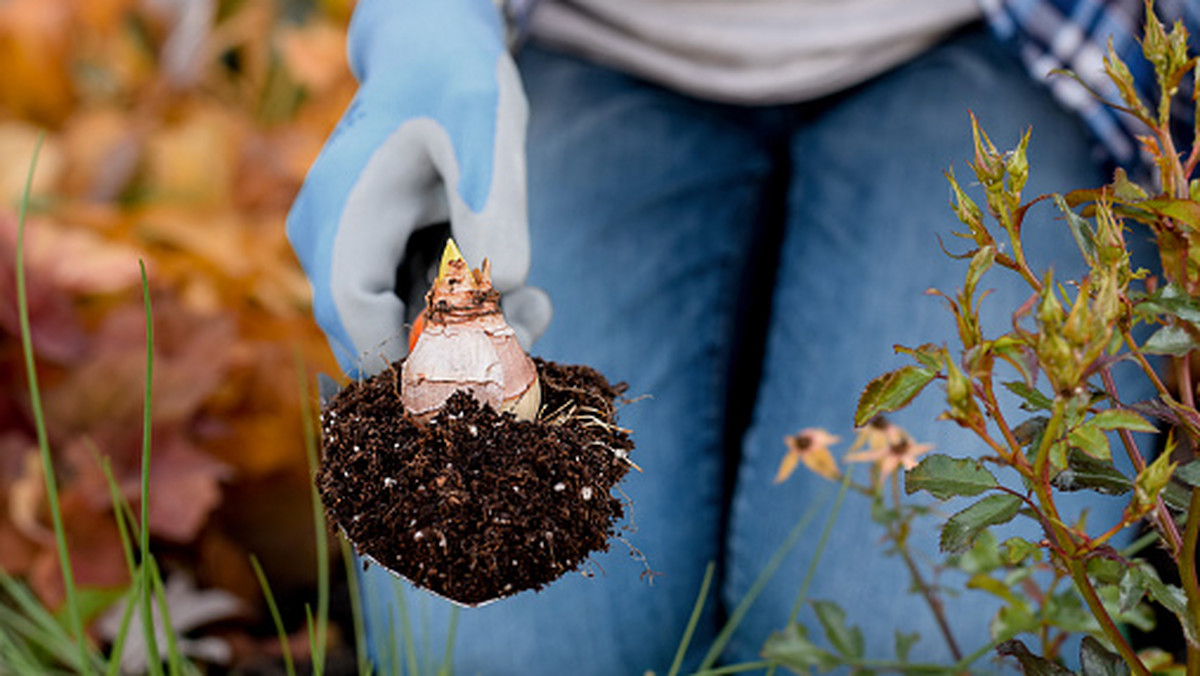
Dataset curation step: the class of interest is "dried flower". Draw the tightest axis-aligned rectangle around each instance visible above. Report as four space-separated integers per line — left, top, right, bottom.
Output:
776 428 841 483
400 240 541 421
845 417 932 480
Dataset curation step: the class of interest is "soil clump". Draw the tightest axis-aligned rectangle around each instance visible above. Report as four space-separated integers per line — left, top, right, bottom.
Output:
318 358 635 606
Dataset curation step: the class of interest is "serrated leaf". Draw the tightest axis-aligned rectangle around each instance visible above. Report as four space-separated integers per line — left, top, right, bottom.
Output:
855 365 937 427
941 494 1023 554
812 600 863 659
1079 636 1129 676
954 529 1002 574
1090 409 1158 433
894 343 942 372
1012 416 1049 448
1054 193 1098 264
1128 563 1199 645
1162 481 1192 512
1140 198 1200 230
997 639 1075 675
1143 324 1200 356
1068 423 1111 461
762 623 839 672
1002 537 1042 565
1141 283 1200 324
1175 460 1200 488
905 454 999 500
1004 381 1053 412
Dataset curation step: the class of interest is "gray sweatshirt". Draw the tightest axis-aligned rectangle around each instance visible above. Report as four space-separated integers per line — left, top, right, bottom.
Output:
527 0 983 104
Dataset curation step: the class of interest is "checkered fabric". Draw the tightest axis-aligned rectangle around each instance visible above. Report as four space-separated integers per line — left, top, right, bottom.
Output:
981 0 1200 169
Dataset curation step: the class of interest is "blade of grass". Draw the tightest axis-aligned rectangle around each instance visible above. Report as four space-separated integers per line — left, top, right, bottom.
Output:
0 625 45 675
696 484 828 670
394 584 419 676
667 560 715 676
137 260 163 675
97 452 137 578
96 452 146 676
296 355 329 674
765 469 853 676
339 540 371 676
103 580 143 676
386 615 399 676
251 555 296 676
147 558 184 676
0 573 106 672
789 468 852 622
14 131 90 675
436 606 459 676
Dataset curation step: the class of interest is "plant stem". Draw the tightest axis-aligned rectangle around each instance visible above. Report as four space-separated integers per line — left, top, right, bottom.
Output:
1099 366 1183 555
890 474 962 661
1182 489 1200 673
1065 557 1150 675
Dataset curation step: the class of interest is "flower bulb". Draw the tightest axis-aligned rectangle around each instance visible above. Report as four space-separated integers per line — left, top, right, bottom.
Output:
400 239 541 422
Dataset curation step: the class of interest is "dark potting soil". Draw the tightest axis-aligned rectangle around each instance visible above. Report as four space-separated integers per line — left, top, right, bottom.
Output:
317 358 636 606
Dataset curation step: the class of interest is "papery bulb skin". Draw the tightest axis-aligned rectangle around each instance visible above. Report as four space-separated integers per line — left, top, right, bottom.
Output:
401 240 541 421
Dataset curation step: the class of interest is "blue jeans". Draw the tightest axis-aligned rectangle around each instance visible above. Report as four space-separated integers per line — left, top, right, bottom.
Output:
359 27 1147 673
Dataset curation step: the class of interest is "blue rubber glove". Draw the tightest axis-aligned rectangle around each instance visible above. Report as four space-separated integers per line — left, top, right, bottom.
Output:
288 0 552 376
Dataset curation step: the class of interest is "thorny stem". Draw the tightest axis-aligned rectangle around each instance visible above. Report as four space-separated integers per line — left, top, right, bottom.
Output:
1177 352 1200 675
1099 366 1183 555
1121 326 1173 401
1064 537 1150 675
889 473 963 662
1183 490 1200 674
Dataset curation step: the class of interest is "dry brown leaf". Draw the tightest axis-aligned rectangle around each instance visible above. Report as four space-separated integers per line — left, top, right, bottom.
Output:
145 437 230 543
0 123 64 204
0 0 74 123
277 21 347 94
30 490 129 607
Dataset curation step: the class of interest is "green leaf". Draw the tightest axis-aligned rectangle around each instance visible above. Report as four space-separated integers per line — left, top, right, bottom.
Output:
1079 636 1129 676
1140 283 1200 324
762 623 838 672
997 639 1075 675
1068 423 1111 461
1052 449 1131 495
1139 198 1200 230
1054 193 1098 264
1162 481 1192 512
894 631 920 662
941 494 1024 554
905 454 999 500
855 365 937 427
1012 416 1049 448
1090 409 1158 433
1002 537 1042 565
1174 460 1200 488
1128 563 1199 646
812 600 863 659
954 529 1003 574
1004 381 1053 412
1143 324 1200 356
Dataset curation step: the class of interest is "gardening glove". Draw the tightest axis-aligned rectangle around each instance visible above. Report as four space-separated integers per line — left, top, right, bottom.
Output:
287 0 552 377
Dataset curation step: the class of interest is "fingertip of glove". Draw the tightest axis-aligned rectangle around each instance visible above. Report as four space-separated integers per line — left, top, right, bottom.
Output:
501 285 552 350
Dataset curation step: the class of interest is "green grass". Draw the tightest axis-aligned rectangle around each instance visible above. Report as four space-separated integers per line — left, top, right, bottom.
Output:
1 136 360 675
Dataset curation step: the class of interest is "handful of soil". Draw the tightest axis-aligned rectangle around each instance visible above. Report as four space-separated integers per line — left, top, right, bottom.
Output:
318 358 635 606
316 240 636 606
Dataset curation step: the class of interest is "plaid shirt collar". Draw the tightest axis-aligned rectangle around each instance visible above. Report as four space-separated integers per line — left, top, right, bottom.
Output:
981 0 1200 171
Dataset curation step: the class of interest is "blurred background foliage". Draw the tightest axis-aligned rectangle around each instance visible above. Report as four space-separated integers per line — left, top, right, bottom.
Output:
0 0 354 667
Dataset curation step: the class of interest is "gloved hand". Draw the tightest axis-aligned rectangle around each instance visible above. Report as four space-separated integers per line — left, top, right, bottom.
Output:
287 0 552 377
